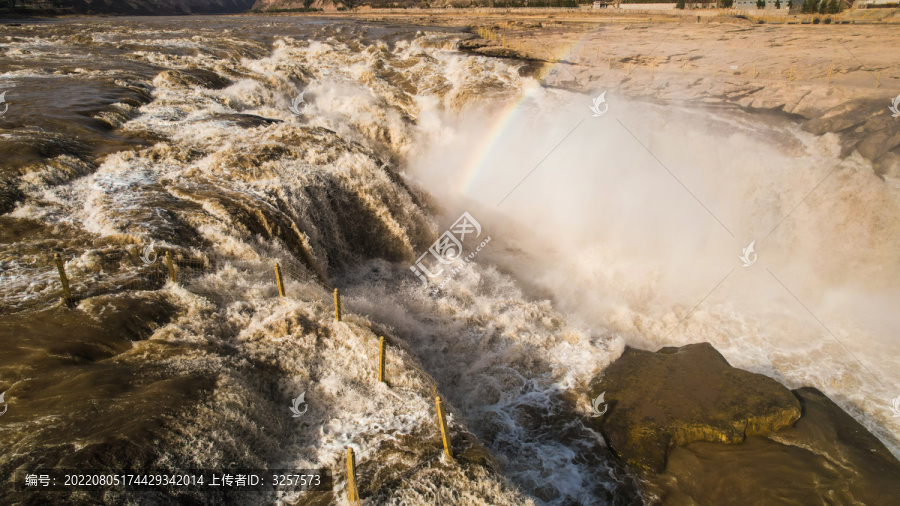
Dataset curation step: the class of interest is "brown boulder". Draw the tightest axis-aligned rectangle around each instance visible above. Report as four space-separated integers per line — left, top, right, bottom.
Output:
587 343 801 473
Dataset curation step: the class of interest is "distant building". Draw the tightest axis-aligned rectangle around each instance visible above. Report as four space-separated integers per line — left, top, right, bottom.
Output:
732 0 789 7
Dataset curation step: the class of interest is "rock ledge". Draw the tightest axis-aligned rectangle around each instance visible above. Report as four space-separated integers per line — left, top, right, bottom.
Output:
588 343 801 472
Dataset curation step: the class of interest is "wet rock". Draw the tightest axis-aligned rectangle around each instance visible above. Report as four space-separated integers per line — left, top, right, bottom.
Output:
803 97 884 135
874 150 900 181
208 113 282 128
642 387 900 504
855 117 900 162
783 387 900 491
785 85 853 119
458 38 489 51
800 99 900 161
587 343 801 472
0 180 24 215
155 69 232 90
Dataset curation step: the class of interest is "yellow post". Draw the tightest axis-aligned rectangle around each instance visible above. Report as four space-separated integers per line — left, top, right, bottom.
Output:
378 336 386 383
789 65 794 81
274 262 285 298
54 253 73 306
436 396 453 459
875 71 882 89
334 288 341 322
346 447 360 505
827 66 833 85
165 251 176 284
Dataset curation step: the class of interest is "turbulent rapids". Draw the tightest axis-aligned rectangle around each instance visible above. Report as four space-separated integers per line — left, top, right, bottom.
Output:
1 14 899 506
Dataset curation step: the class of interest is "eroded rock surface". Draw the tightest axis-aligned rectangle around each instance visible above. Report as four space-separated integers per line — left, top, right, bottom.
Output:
588 343 801 472
642 387 900 505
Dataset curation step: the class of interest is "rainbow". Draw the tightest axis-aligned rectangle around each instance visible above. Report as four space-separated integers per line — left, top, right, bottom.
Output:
459 83 541 196
459 39 596 197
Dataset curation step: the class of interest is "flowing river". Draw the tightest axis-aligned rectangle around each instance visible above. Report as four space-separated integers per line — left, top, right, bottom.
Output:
1 14 898 505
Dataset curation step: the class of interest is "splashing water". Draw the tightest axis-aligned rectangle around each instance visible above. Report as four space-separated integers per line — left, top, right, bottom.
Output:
405 73 900 462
